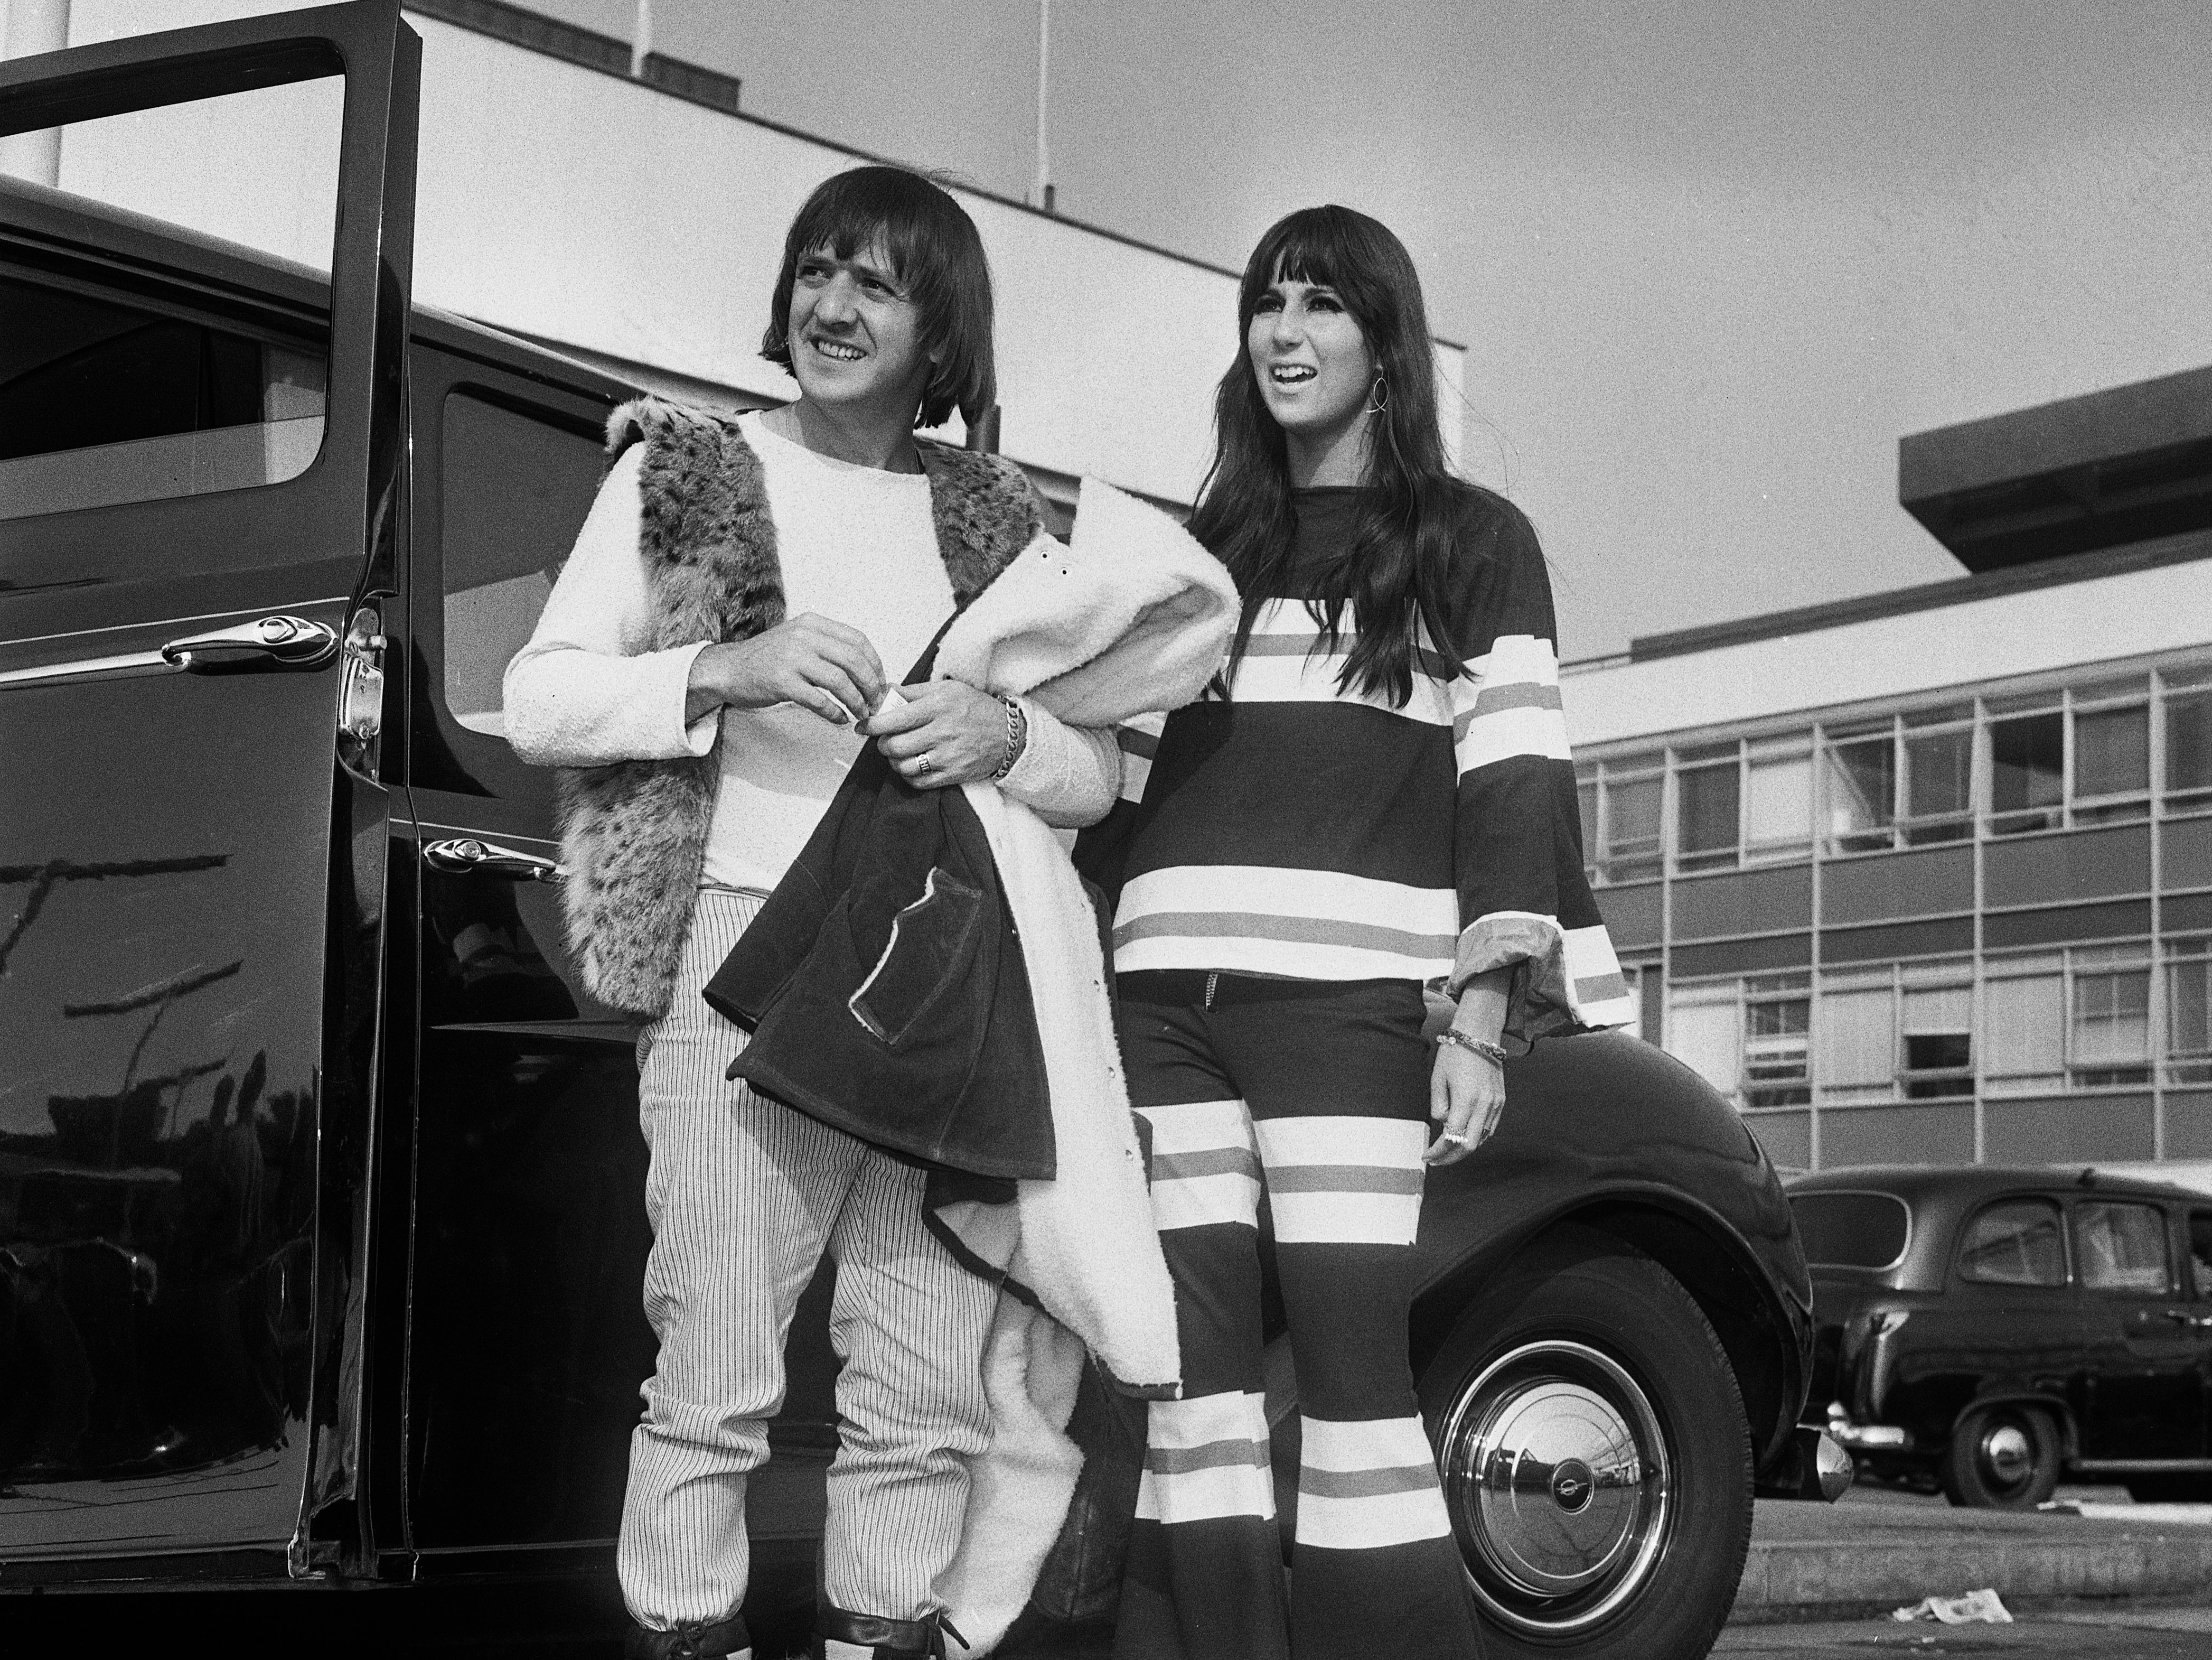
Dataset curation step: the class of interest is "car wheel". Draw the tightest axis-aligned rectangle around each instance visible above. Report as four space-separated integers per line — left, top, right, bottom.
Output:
1417 1225 1752 1660
1939 1404 2060 1509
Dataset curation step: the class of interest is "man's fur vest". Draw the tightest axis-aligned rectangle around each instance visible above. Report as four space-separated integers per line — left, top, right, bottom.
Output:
555 397 1045 1018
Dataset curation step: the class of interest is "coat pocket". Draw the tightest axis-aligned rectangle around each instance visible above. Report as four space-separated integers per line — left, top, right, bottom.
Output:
848 867 986 1051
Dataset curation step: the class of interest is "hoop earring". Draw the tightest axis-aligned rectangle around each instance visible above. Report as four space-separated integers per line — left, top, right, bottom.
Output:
1365 374 1390 414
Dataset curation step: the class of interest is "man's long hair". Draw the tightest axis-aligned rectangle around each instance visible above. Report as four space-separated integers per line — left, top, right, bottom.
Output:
1192 205 1463 707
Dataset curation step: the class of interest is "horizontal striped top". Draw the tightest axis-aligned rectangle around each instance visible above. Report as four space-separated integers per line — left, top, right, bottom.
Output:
1078 484 1633 1047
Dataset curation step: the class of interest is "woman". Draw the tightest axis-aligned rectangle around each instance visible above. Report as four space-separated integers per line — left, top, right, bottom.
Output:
1088 206 1633 1659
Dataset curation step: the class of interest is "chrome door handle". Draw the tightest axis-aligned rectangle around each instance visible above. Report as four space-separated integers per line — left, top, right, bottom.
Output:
422 838 563 883
2160 1308 2212 1330
162 614 340 673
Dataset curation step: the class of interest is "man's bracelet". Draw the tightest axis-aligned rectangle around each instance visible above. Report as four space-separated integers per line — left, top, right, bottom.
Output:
1438 1029 1508 1067
990 695 1029 781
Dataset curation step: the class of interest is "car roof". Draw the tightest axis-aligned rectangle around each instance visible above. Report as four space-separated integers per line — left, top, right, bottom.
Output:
1 174 635 405
1786 1163 2208 1208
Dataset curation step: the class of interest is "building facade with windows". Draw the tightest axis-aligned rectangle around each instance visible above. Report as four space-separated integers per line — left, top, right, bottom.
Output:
1564 364 2212 1174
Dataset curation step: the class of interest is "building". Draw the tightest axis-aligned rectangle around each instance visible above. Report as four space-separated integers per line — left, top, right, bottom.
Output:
1564 363 2212 1174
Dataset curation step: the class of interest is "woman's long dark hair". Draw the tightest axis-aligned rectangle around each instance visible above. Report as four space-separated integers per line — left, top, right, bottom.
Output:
1192 205 1463 707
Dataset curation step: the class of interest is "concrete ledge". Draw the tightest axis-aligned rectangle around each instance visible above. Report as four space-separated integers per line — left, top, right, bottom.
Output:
1735 1533 2212 1620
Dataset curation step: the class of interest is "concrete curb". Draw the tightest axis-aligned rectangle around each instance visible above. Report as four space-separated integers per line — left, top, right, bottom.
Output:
1734 1534 2212 1620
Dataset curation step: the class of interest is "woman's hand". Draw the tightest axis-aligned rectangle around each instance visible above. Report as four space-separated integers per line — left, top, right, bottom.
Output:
860 680 1009 788
1425 1039 1506 1166
687 614 887 727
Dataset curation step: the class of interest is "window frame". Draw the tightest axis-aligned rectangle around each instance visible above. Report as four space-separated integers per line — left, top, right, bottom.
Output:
1954 1195 2072 1289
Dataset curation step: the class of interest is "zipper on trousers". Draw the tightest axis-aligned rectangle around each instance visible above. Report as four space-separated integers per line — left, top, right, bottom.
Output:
1204 971 1219 1009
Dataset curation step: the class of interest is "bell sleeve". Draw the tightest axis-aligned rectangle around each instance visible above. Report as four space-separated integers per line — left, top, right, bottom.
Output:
1444 497 1635 1048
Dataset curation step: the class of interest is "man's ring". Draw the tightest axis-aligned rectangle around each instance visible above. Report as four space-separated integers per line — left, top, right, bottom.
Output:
1439 1131 1470 1146
917 753 933 775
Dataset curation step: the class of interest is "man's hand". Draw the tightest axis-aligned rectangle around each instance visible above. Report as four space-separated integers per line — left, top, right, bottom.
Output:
860 680 1008 788
1425 1039 1506 1167
688 614 887 726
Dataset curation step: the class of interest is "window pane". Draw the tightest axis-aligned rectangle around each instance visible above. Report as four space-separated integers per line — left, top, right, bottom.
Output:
2168 690 2212 798
2172 949 2212 1059
440 394 606 738
1664 990 1742 1099
2075 704 2149 799
1677 763 1740 863
1578 780 1599 862
1904 728 1973 820
1602 774 1663 881
1991 712 2064 826
1958 1199 2066 1286
2074 1201 2169 1293
2073 969 2151 1064
0 275 326 524
1823 738 1895 850
1984 973 2064 1087
1746 754 1812 852
1815 986 1895 1092
1789 1193 1911 1269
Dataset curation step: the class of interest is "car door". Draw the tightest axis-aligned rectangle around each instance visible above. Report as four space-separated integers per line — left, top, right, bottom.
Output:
396 350 838 1567
0 4 416 1575
2070 1197 2202 1461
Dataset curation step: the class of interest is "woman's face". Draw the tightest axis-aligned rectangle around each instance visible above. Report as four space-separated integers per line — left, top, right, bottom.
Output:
785 236 932 419
1246 271 1376 441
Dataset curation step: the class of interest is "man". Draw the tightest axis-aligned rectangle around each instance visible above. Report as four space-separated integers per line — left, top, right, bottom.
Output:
505 165 1120 1660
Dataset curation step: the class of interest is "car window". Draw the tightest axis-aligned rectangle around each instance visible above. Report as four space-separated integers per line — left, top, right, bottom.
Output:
439 390 605 739
0 272 326 525
1957 1198 2066 1286
1789 1191 1910 1269
2191 1212 2212 1300
2073 1200 2170 1295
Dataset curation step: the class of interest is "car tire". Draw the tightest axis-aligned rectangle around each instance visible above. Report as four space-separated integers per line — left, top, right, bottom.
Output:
1939 1403 2061 1509
1417 1225 1752 1660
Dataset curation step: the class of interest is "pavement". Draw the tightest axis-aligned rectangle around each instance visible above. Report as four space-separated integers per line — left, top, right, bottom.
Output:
1718 1607 2212 1658
1740 1484 2212 1618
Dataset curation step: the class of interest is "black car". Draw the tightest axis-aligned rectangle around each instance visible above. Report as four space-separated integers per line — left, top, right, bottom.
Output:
0 7 1841 1655
1789 1163 2212 1509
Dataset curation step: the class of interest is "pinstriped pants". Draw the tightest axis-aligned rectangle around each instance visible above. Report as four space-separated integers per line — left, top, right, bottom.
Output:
617 890 997 1633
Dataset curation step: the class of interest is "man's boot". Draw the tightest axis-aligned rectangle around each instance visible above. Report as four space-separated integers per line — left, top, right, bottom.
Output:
625 1614 751 1659
814 1606 964 1659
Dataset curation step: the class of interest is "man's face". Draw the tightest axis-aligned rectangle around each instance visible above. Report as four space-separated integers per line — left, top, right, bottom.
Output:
786 237 932 422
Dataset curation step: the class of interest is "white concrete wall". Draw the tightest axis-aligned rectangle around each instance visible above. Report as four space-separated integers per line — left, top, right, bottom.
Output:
1562 552 2212 751
24 1 1467 506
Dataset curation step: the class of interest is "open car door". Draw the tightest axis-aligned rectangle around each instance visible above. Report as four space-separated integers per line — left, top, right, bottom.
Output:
0 1 417 1581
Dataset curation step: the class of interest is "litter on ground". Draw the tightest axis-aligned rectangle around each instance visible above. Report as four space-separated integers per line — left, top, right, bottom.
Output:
1890 1588 2013 1625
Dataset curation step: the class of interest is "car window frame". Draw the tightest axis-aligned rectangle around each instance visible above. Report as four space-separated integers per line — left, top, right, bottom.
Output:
1952 1192 2073 1289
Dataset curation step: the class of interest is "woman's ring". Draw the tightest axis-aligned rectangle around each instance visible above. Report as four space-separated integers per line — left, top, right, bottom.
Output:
917 753 934 775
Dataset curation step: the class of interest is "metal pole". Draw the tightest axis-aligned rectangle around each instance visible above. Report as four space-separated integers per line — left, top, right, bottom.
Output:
0 0 71 188
631 0 654 78
1034 0 1053 212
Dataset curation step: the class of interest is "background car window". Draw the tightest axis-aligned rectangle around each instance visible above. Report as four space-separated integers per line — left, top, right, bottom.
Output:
1956 1198 2066 1286
0 274 325 525
2191 1212 2212 1299
2073 1201 2170 1294
1788 1192 1910 1268
440 390 605 738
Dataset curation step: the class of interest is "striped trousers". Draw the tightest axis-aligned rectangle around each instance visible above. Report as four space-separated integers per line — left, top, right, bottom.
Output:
1110 972 1483 1660
617 890 997 1637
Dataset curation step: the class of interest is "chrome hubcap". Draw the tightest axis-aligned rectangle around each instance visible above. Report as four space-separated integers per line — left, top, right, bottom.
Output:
1433 1340 1672 1636
1979 1422 2032 1487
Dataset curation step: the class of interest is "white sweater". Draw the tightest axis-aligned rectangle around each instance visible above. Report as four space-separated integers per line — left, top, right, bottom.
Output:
504 412 1118 891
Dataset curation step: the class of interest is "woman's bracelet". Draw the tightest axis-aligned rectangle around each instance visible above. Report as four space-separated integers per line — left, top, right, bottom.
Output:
1438 1029 1508 1067
990 695 1029 781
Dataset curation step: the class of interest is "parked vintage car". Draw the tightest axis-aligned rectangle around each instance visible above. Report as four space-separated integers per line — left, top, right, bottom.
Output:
1788 1163 2212 1508
0 6 1842 1654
